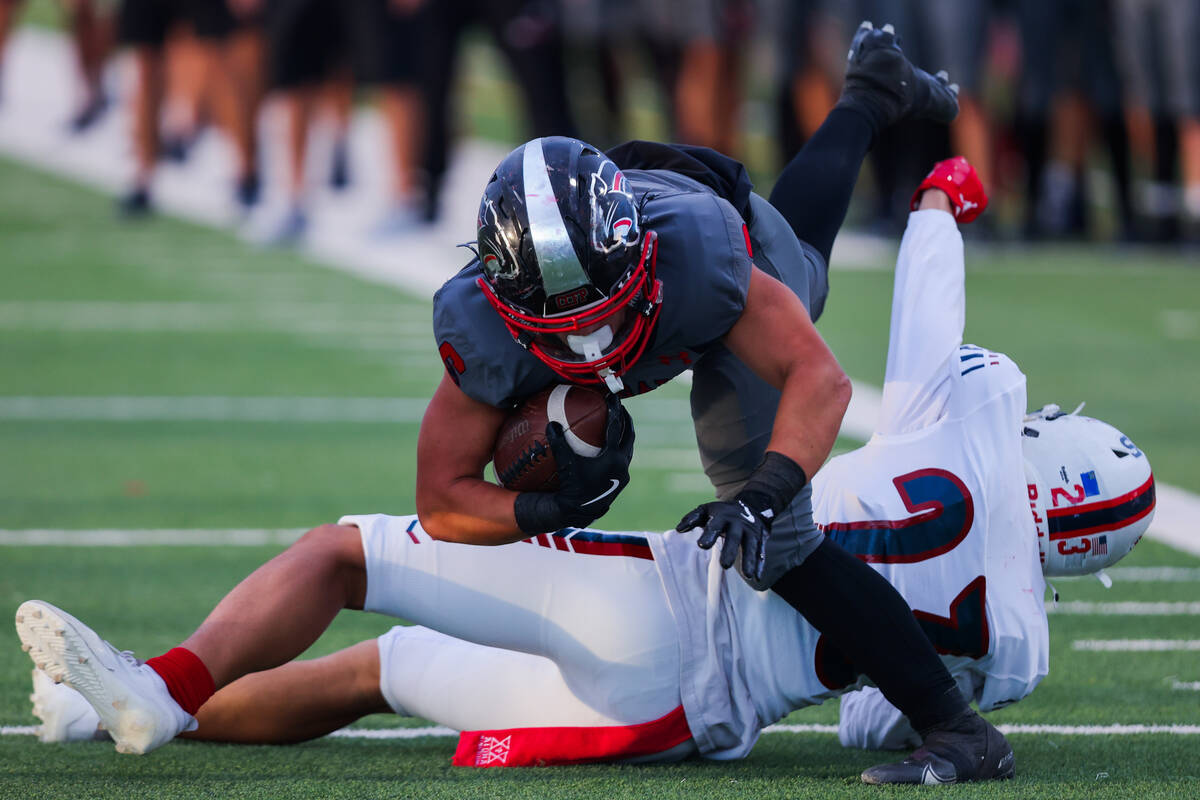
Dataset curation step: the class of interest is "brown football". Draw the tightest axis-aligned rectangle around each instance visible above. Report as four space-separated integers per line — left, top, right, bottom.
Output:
493 385 609 491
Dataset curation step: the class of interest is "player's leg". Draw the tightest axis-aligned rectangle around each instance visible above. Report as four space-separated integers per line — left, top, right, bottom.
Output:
183 640 387 744
374 625 695 766
768 20 958 266
15 522 368 754
350 514 681 727
178 524 368 688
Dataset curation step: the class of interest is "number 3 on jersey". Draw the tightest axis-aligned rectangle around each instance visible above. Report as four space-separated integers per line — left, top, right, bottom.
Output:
822 469 975 563
815 576 989 690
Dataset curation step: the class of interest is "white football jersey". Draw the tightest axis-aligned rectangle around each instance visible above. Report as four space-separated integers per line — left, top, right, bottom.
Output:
650 211 1049 758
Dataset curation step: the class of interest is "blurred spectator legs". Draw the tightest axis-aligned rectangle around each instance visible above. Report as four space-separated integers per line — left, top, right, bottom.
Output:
1113 0 1200 242
421 0 577 224
63 0 113 132
917 0 992 192
0 0 112 129
115 0 238 215
220 20 264 208
260 0 425 243
1017 0 1132 241
0 0 20 103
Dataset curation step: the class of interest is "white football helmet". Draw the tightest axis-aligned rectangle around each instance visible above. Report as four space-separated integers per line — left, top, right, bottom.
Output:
1022 404 1155 577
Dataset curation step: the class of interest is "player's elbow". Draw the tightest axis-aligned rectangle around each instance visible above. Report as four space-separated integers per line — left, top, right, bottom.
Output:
809 356 851 416
830 365 852 415
415 484 454 540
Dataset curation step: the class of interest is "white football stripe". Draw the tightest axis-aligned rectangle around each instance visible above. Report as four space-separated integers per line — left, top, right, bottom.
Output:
547 385 602 458
1073 640 1200 652
1048 602 1200 616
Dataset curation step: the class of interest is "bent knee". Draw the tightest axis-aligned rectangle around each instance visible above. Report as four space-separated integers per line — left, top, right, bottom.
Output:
293 523 368 608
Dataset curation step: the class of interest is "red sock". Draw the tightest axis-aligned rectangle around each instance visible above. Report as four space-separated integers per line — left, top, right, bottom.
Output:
145 647 215 716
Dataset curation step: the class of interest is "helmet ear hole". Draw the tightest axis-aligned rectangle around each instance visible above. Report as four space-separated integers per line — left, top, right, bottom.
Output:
1111 449 1130 459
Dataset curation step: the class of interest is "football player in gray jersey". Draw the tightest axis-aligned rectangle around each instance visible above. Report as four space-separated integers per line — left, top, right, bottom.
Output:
419 21 1011 785
11 23 1009 785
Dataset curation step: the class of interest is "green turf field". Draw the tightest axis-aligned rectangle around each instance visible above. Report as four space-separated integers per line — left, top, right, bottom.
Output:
2 156 1199 798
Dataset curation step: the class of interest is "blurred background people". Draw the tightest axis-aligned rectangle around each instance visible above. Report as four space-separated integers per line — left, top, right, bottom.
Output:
114 0 259 215
419 0 578 224
5 0 1199 249
1112 0 1200 242
251 0 426 244
0 0 113 130
1013 0 1134 241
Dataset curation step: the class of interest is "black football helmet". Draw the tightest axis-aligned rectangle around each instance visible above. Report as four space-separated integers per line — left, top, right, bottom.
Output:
475 136 662 392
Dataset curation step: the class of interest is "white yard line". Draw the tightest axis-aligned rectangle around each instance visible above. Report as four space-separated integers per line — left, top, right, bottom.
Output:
4 722 1200 739
1073 640 1200 652
0 529 305 546
0 396 431 423
1172 681 1200 692
1048 602 1200 616
1101 567 1200 582
0 27 1197 559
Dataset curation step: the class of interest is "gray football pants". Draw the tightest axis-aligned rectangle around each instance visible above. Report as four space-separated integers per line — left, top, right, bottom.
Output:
689 192 831 591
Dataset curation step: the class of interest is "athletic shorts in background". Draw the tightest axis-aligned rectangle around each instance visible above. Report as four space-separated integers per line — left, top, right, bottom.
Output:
264 0 424 90
117 0 235 46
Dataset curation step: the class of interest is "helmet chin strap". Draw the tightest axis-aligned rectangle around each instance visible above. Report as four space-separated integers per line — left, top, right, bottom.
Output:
566 326 625 393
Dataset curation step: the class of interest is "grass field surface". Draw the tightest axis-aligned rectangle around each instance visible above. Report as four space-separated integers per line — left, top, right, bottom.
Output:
2 155 1199 798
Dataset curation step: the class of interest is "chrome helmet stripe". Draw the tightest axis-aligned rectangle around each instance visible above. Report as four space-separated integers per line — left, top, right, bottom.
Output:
522 138 591 303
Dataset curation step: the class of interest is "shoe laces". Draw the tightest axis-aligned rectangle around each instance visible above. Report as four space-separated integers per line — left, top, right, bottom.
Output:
105 640 144 669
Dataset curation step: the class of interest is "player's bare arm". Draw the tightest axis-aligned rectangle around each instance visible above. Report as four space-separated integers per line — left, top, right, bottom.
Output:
415 373 523 544
417 373 635 543
723 265 851 481
677 265 850 580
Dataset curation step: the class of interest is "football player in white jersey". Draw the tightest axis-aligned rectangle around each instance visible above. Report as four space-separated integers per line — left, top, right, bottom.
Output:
16 158 1155 783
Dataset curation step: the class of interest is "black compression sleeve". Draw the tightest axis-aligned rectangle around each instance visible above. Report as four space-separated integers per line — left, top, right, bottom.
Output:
767 107 876 265
771 537 969 733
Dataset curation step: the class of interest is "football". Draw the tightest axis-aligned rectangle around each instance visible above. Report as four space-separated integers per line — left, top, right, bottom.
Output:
493 385 609 492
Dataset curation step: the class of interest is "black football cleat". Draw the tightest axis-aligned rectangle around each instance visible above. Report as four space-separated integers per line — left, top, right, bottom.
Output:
861 710 1014 785
837 21 959 130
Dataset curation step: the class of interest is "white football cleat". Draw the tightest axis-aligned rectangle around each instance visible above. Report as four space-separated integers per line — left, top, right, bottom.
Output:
30 668 105 743
15 600 197 754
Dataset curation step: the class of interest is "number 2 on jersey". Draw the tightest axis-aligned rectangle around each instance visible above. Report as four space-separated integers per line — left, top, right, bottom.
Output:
823 469 975 563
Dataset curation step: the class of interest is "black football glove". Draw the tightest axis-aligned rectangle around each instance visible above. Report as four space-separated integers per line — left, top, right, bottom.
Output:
676 452 809 583
676 490 775 581
514 394 635 534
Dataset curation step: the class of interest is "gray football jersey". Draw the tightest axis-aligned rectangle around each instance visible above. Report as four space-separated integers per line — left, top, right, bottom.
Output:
432 169 754 408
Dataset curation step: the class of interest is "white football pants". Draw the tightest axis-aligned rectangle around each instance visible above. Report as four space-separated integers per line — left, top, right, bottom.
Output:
344 514 687 737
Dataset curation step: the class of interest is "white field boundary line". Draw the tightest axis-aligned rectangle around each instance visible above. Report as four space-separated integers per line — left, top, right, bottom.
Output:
0 29 1196 558
1173 682 1200 691
0 529 306 546
1073 640 1200 652
1075 567 1200 582
1047 602 1200 615
5 723 1200 739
